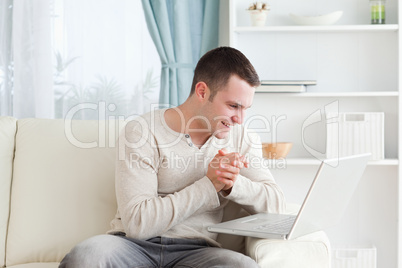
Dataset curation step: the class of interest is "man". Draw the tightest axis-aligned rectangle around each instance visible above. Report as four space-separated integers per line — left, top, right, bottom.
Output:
60 47 285 267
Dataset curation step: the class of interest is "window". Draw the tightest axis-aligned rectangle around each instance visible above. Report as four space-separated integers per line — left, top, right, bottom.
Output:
0 0 161 119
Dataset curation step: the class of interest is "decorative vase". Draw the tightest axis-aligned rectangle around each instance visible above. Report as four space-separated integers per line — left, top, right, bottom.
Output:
248 10 269 26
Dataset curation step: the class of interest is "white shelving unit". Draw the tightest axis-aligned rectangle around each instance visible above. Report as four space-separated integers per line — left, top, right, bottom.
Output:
254 91 399 97
234 24 398 33
280 158 399 166
223 0 400 267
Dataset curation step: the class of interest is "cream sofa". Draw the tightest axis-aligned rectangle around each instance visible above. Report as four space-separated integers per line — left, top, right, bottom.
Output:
0 117 331 267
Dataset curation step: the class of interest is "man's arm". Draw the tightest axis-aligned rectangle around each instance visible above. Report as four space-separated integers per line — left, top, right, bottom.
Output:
215 131 286 215
116 129 220 240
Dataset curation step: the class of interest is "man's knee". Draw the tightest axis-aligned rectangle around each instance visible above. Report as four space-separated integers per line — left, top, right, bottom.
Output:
178 247 259 268
59 234 126 268
220 250 259 268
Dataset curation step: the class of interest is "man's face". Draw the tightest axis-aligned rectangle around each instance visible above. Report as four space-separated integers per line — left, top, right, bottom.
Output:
200 75 255 139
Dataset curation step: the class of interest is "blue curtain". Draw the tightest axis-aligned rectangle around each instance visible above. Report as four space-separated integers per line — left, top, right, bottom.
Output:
141 0 219 106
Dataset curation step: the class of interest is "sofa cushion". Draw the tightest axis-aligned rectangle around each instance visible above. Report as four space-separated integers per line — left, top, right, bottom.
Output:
6 119 118 266
0 117 17 268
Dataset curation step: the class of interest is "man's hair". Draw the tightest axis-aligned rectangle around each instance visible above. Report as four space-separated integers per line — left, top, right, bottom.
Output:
189 46 260 101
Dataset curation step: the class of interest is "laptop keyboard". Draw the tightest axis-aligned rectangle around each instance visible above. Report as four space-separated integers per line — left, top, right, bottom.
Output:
253 216 296 234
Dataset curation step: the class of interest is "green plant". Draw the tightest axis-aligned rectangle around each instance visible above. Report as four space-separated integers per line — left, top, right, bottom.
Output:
53 51 80 118
131 68 159 113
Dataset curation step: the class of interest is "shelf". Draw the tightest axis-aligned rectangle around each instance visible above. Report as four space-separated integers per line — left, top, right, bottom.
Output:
264 158 399 166
255 91 399 97
235 24 399 33
230 0 400 266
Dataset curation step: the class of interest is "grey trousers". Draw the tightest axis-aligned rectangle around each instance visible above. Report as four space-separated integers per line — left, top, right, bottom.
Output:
59 234 259 268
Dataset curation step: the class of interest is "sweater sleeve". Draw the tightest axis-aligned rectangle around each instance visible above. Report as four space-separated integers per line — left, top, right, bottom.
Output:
223 129 286 214
116 126 220 240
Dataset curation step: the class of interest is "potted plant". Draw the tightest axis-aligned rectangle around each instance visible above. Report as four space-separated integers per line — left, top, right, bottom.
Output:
247 2 270 26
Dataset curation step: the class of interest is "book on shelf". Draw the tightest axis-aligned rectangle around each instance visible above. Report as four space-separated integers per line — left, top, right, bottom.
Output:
257 80 316 93
256 84 307 93
260 80 317 85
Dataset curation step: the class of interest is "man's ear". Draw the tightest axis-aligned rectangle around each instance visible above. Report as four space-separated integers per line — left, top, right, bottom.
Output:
195 82 209 101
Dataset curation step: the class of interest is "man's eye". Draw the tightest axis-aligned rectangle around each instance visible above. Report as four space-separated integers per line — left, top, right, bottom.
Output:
230 104 238 108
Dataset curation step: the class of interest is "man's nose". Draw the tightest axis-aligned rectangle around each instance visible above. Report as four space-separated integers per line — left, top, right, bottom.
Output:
232 110 245 125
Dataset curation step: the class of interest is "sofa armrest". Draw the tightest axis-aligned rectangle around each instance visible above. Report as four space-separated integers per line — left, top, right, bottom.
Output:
245 231 331 268
244 204 331 268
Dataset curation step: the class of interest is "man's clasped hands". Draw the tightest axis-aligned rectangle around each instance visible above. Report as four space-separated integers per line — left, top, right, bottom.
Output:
207 149 249 194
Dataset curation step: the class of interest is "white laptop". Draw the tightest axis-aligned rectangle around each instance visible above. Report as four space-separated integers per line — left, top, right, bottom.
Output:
208 153 370 240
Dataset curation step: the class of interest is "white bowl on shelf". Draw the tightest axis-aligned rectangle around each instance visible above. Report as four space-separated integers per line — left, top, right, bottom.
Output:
289 11 343 26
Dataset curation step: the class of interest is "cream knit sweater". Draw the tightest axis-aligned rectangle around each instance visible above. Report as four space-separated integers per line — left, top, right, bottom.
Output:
109 109 285 247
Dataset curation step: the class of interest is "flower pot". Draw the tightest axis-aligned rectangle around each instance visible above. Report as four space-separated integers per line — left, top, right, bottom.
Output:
248 10 269 26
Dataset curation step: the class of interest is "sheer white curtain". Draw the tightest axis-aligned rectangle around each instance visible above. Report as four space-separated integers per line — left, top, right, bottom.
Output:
0 0 14 116
13 0 54 118
0 0 160 119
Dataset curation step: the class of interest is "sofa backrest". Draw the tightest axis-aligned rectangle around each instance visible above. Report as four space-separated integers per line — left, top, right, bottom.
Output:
4 117 247 266
6 118 118 266
0 117 17 268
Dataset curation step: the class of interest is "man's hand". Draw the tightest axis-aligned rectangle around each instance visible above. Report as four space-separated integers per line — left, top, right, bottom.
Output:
206 149 249 193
